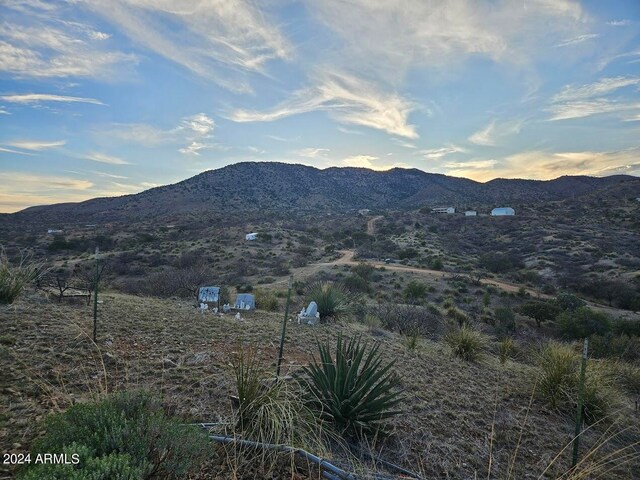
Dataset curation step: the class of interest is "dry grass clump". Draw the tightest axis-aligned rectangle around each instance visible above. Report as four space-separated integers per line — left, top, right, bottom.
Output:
535 342 624 423
0 249 43 305
444 325 488 361
232 346 323 452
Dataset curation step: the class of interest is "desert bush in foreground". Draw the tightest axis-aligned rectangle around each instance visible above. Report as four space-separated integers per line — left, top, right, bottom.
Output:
444 325 487 361
232 347 322 452
300 334 403 436
536 342 577 409
535 342 621 423
0 250 41 305
305 281 351 321
19 391 210 479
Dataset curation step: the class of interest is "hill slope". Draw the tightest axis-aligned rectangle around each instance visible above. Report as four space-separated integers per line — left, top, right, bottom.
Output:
2 162 639 225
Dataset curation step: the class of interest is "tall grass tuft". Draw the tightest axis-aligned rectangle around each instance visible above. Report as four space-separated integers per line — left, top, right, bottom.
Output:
535 342 622 423
232 346 324 452
0 249 43 305
305 281 351 321
300 334 403 436
444 325 488 361
536 342 577 409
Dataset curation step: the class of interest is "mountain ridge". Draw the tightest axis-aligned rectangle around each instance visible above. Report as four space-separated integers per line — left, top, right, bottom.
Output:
2 162 639 224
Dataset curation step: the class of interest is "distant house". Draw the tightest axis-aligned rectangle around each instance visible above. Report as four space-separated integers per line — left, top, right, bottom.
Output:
234 293 255 310
464 211 477 216
245 232 258 241
491 207 515 216
47 229 63 234
358 209 371 216
432 207 455 214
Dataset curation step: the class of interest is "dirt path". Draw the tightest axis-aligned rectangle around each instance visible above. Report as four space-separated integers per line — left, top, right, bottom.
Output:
366 215 384 235
265 251 639 319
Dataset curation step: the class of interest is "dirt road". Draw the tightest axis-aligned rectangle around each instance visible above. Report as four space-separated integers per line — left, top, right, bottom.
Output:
366 216 384 235
266 250 639 319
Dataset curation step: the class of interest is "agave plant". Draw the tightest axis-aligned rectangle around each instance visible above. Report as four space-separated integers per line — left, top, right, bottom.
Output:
305 281 351 321
301 334 403 435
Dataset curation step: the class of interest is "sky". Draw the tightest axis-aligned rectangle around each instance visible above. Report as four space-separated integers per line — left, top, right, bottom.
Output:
0 0 639 213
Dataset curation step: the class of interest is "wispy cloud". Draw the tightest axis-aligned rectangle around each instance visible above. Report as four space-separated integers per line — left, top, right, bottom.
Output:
0 93 105 105
0 171 94 212
468 120 522 146
468 121 496 146
0 146 36 156
307 0 585 84
444 148 640 181
179 113 215 136
548 76 640 120
555 34 600 47
91 171 128 180
102 123 172 147
178 142 213 156
419 145 468 159
85 152 130 165
84 0 291 92
607 20 631 27
6 139 65 151
392 138 417 149
230 70 418 139
294 148 329 158
0 14 136 79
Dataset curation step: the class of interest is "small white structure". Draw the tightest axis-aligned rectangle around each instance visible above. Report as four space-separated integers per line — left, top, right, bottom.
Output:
245 232 258 241
358 209 371 216
464 211 477 217
47 229 63 234
432 207 455 214
297 301 320 325
491 207 515 216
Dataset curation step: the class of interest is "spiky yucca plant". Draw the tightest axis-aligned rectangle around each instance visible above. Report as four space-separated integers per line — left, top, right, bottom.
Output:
301 334 403 436
305 281 351 321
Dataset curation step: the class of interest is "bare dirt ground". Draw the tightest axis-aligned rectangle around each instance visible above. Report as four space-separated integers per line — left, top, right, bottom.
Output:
366 215 384 235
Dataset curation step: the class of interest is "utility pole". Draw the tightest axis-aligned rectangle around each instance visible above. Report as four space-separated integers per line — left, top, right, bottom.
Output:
93 246 99 342
276 275 293 378
572 338 589 468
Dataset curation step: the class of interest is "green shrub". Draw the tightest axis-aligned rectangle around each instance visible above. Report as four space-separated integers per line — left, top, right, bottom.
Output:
351 263 374 281
446 306 469 326
558 307 611 340
590 333 640 361
494 307 516 337
254 289 279 312
519 301 560 328
343 274 370 294
300 334 403 436
404 280 427 303
305 281 351 321
554 293 586 312
444 325 487 361
19 391 210 479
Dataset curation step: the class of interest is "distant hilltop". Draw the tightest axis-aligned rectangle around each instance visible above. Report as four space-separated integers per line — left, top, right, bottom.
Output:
2 162 639 224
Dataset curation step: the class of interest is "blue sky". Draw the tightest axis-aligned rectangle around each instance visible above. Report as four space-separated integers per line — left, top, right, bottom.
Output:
0 0 639 212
